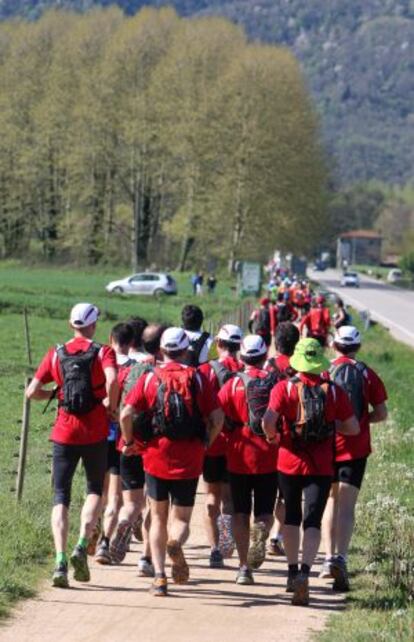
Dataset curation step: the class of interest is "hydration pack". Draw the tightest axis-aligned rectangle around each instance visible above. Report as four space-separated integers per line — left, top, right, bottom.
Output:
255 308 271 335
185 331 210 366
330 360 367 421
310 309 328 336
210 360 239 389
152 366 206 441
238 371 278 436
289 377 335 443
56 342 102 415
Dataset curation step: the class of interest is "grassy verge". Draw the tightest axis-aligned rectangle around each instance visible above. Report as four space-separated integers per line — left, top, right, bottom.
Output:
318 318 414 641
0 262 241 617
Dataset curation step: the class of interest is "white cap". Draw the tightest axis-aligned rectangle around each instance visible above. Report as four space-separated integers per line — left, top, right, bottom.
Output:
70 303 99 328
240 334 268 357
334 325 361 346
160 327 190 352
216 324 243 344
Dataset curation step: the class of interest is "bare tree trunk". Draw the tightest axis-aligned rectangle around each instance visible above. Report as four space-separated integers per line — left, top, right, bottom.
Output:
178 171 195 272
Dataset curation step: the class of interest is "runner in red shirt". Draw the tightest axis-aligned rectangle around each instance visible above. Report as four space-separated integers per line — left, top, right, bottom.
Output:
120 327 223 597
218 335 278 586
320 326 388 590
265 321 300 557
300 295 331 346
248 298 275 347
110 324 166 577
198 324 244 569
94 322 134 566
26 303 118 589
263 338 359 606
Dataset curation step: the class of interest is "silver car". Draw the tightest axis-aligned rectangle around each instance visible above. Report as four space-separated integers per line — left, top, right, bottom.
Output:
106 272 177 296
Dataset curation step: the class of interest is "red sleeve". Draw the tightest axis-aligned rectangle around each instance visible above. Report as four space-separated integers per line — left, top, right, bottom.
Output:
299 313 310 332
367 367 388 406
34 348 55 384
332 384 354 421
124 372 150 412
270 305 276 334
100 345 117 369
268 380 289 414
290 305 298 321
197 371 220 416
324 309 331 327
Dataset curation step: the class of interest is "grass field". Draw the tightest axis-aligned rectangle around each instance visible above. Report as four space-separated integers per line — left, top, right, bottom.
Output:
0 262 242 617
318 318 414 641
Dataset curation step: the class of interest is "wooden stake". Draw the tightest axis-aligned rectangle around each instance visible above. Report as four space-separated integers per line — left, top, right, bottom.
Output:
16 377 31 502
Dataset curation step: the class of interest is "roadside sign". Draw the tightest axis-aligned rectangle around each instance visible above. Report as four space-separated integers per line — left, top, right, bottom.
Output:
240 261 261 296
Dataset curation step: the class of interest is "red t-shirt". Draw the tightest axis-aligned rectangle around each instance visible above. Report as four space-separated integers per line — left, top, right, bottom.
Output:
268 373 354 476
34 337 117 445
199 355 244 457
218 367 278 475
300 308 331 337
330 356 387 461
124 362 220 480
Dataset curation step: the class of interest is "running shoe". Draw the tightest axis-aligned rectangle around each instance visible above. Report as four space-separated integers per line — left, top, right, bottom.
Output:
70 545 90 582
138 556 155 577
209 548 224 569
286 572 297 593
150 576 168 597
218 514 235 559
109 521 132 564
331 556 350 592
247 521 268 570
319 558 334 579
268 537 285 557
291 572 309 606
166 539 189 584
132 515 143 543
95 540 112 565
86 519 101 556
236 568 254 585
52 562 69 589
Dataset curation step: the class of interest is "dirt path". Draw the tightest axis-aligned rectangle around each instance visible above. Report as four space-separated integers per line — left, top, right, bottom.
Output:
0 492 343 642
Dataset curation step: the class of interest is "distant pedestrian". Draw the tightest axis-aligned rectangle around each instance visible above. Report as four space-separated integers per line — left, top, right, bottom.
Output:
196 272 204 296
207 274 217 294
191 273 198 296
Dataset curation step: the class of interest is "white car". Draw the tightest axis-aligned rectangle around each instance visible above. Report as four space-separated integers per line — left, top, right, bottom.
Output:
106 272 177 296
341 271 360 288
387 268 402 283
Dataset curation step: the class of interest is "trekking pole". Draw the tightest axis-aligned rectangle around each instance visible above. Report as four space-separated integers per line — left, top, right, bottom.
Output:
16 376 31 502
23 307 33 368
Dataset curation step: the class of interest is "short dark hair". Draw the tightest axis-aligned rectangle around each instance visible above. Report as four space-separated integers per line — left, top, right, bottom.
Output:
182 304 204 331
240 354 266 367
217 338 240 354
275 322 300 356
333 342 360 356
127 316 148 349
110 322 133 348
142 324 168 356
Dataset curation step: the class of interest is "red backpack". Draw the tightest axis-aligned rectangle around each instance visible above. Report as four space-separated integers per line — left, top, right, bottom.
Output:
152 365 206 441
310 309 328 336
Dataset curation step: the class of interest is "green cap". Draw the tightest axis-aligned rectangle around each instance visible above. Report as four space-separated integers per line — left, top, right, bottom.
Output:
290 338 330 375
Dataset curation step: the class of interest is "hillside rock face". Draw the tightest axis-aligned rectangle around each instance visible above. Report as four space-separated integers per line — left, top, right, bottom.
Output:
1 0 413 184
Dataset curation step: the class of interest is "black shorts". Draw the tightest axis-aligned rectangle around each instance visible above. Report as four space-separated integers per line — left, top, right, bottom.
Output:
203 456 229 484
107 440 120 475
229 471 278 517
145 473 198 507
52 440 107 508
334 457 367 489
278 472 331 531
120 454 145 491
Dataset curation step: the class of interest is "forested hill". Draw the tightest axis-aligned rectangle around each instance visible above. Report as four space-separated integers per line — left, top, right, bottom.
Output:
1 0 413 185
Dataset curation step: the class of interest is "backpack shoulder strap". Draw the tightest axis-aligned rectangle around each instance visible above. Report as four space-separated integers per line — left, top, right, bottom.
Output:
237 371 252 389
89 341 102 357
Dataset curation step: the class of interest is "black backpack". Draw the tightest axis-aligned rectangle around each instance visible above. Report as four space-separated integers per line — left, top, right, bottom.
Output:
289 377 335 443
238 371 278 436
255 308 271 334
210 360 238 389
186 331 210 367
330 361 367 421
56 342 102 415
276 303 290 323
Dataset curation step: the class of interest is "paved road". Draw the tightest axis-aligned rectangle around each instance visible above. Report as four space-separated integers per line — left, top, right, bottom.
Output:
0 492 343 642
309 268 414 348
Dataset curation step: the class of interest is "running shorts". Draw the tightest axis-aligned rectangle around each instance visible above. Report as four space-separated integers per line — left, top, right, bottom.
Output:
107 440 120 475
334 457 367 490
203 456 229 484
120 454 145 491
145 473 199 507
277 472 331 530
229 471 278 517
